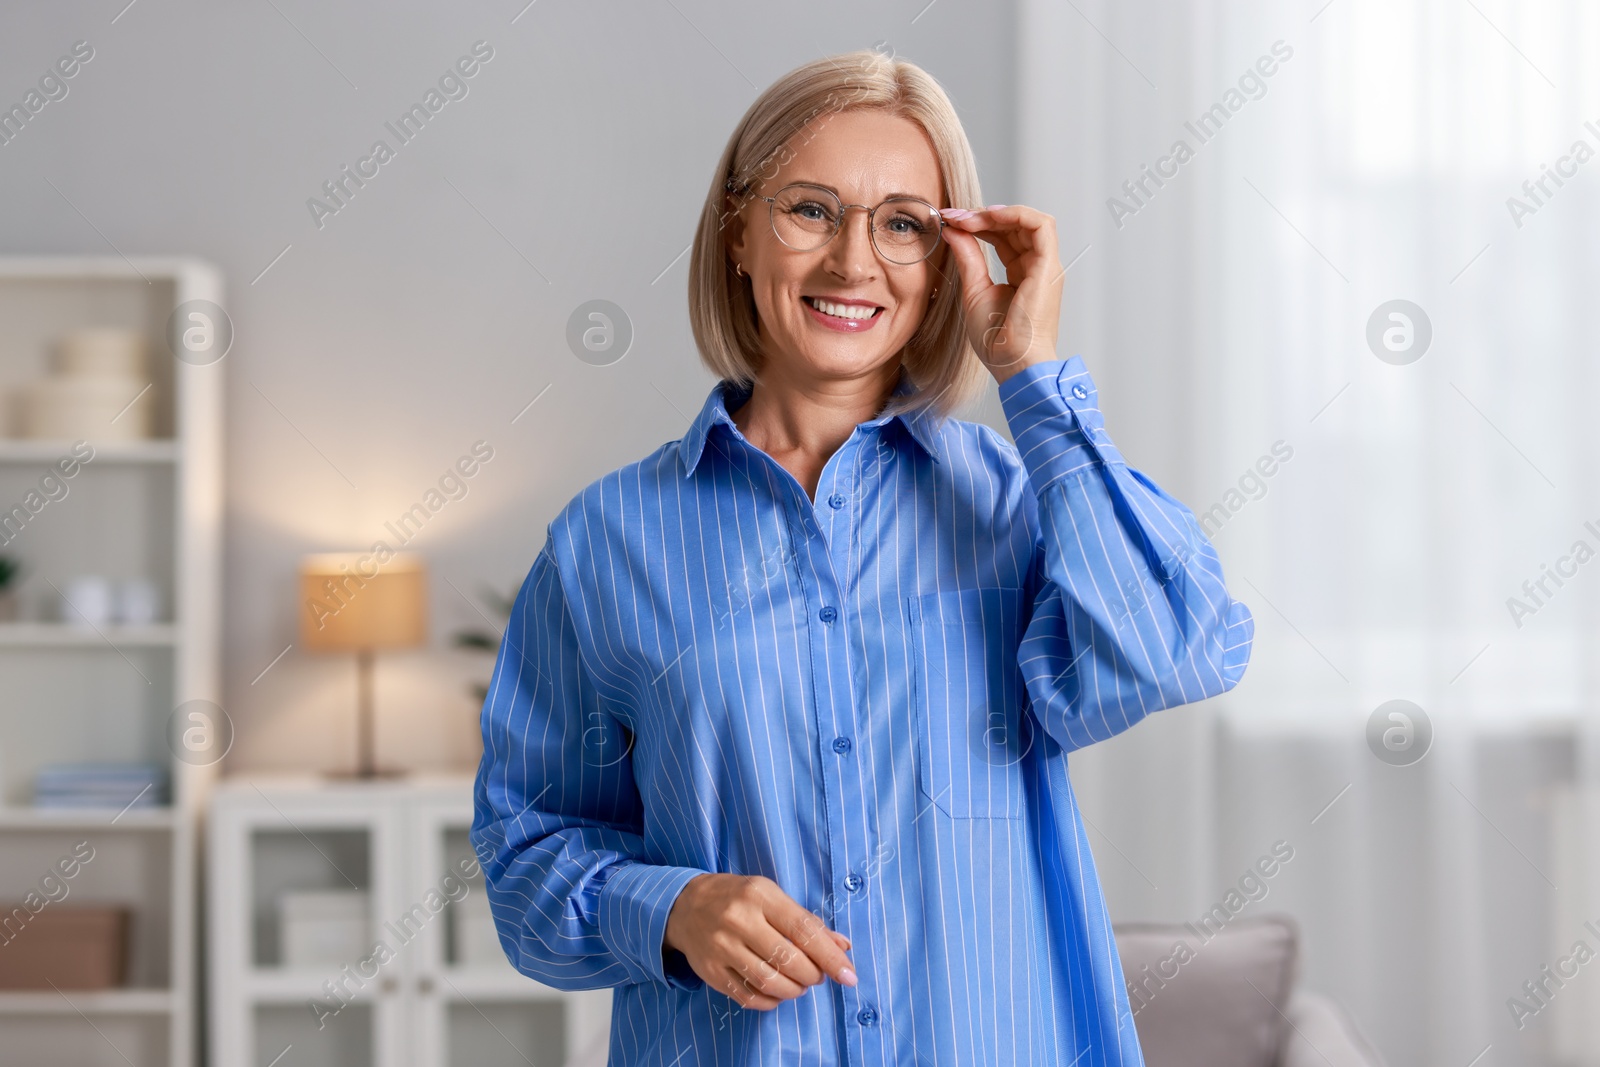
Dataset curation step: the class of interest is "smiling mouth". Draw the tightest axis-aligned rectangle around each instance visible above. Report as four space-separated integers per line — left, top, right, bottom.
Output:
803 296 884 321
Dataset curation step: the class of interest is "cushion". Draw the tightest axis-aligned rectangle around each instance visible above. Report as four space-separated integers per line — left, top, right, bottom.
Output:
1280 991 1388 1067
1114 914 1299 1067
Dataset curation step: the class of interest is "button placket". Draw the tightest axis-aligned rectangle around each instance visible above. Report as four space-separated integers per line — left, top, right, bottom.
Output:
815 442 862 596
791 486 871 972
797 434 883 1039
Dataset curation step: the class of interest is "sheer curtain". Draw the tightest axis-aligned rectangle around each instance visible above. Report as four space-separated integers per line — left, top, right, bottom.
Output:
1015 1 1600 1063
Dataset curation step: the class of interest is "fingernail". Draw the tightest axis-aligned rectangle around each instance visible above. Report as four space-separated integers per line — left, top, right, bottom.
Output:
840 967 858 986
987 204 1007 210
939 207 974 219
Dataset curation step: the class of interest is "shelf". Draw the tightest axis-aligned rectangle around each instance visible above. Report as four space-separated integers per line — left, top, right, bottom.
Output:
0 807 176 831
244 968 380 1003
439 967 566 1001
0 622 178 647
0 988 174 1014
0 439 178 464
239 966 569 1004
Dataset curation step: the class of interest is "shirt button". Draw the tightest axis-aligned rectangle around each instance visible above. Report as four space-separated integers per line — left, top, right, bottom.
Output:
827 493 846 509
857 1006 879 1026
832 736 853 755
844 872 864 892
819 606 838 624
1070 382 1089 400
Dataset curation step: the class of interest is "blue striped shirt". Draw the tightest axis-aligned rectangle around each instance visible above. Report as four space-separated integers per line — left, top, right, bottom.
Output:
472 355 1254 1066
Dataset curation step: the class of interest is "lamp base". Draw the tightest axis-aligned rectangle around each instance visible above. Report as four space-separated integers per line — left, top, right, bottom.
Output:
343 648 405 780
323 766 409 781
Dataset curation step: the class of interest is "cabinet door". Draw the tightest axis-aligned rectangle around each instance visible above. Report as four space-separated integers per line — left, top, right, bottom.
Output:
406 792 611 1067
212 787 410 1067
404 795 469 1067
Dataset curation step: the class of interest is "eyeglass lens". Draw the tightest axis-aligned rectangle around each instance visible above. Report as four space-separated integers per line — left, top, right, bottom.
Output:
769 184 941 265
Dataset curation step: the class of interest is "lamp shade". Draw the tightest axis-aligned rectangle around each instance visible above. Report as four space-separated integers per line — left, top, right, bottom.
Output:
299 553 428 652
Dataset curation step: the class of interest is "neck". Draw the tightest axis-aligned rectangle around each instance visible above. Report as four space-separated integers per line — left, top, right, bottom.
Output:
728 354 903 502
731 357 902 466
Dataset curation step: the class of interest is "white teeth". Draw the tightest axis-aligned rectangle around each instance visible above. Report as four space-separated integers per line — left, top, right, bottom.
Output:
809 297 879 320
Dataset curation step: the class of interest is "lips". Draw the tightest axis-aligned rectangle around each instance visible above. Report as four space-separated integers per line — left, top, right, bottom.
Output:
804 295 883 319
802 295 884 333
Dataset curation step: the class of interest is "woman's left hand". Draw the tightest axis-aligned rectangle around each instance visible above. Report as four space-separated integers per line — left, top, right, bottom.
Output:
938 203 1065 383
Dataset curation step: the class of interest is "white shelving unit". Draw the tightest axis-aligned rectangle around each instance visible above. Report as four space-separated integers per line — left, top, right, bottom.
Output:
0 257 224 1067
208 775 610 1067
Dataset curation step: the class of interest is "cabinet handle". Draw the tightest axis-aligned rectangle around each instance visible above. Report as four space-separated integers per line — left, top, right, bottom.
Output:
418 976 435 995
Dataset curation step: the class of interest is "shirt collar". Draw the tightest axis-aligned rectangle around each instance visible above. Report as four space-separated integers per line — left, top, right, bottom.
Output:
677 365 944 477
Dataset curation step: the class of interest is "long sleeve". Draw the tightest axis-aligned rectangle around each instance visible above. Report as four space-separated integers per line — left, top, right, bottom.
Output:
470 539 708 991
999 355 1254 753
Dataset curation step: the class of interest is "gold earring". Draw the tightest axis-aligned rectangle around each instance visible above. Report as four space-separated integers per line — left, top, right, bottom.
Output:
735 262 745 277
930 287 938 300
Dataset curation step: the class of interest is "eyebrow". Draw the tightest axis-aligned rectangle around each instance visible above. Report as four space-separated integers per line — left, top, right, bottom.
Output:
789 180 937 203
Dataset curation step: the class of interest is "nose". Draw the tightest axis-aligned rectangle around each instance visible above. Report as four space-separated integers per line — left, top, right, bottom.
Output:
823 204 879 280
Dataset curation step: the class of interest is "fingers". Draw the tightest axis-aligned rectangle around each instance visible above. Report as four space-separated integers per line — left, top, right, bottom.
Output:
747 924 825 989
718 922 854 1012
939 222 998 303
724 941 810 1003
769 899 857 988
713 965 783 1012
944 203 1050 240
942 204 1061 277
686 875 858 1013
941 204 1063 370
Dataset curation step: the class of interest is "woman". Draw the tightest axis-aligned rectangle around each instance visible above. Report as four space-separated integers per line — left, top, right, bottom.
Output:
472 49 1253 1065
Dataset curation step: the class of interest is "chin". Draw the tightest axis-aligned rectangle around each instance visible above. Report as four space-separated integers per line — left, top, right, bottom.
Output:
789 339 901 381
781 322 912 378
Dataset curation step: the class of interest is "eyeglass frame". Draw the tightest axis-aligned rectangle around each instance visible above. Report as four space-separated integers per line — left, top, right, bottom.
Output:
733 180 948 266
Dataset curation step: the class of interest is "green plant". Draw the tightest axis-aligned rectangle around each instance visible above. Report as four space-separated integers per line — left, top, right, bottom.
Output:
0 555 20 590
453 583 517 704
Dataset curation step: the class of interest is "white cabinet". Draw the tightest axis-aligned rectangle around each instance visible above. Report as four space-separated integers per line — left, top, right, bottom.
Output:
208 776 610 1067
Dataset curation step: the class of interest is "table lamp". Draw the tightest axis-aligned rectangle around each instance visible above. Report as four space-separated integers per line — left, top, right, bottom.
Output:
299 553 427 778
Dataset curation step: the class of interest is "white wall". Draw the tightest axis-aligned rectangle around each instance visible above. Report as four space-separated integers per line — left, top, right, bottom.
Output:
0 0 1018 773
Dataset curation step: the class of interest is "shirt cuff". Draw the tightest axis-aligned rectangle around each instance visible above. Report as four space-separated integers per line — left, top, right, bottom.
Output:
997 355 1127 493
1220 596 1256 688
598 861 708 990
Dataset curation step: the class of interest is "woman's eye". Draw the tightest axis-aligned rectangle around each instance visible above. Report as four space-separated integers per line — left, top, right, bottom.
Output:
885 215 927 235
791 201 833 222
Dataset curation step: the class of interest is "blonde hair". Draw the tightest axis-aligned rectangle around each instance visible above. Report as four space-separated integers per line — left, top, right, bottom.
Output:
687 49 988 423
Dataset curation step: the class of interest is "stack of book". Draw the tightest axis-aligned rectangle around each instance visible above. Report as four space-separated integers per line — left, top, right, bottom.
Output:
33 763 168 810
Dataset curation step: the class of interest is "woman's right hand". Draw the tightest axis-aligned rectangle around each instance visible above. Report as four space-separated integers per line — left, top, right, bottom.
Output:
663 872 856 1009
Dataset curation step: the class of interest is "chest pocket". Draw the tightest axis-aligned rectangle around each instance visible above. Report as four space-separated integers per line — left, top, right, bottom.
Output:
907 587 1033 819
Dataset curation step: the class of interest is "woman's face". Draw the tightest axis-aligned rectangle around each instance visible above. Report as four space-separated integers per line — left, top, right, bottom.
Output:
726 109 947 385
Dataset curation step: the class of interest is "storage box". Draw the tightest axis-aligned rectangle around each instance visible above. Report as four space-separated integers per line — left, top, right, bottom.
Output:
278 889 368 967
22 376 152 441
56 327 148 378
0 906 129 990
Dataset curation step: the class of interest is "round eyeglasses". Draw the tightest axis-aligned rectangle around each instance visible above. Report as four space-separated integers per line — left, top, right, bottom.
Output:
755 182 946 266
